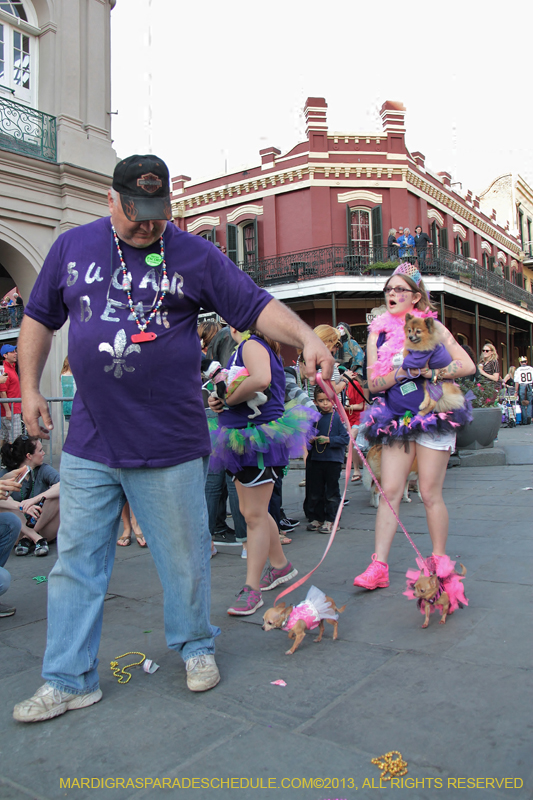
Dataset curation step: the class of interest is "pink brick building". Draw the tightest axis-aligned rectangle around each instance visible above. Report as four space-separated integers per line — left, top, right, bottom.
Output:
171 98 533 370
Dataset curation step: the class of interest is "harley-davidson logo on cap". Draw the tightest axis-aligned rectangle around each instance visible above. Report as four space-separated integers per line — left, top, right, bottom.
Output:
137 173 162 194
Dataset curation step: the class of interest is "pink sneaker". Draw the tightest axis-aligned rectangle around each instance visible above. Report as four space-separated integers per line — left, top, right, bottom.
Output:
353 554 389 589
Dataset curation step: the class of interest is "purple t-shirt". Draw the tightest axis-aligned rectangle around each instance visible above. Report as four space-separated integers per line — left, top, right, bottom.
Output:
25 217 272 468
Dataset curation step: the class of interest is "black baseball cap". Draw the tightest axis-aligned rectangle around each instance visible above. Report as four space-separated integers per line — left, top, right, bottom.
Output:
112 154 172 222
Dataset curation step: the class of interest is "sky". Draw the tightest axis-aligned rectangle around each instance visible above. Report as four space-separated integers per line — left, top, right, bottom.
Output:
110 0 533 199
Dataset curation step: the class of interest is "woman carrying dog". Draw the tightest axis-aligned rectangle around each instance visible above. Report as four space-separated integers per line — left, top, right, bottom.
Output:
208 328 318 615
353 263 475 590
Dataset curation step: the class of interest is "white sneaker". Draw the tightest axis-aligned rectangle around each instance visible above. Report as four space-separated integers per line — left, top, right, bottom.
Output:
13 683 102 723
241 546 247 559
185 654 220 692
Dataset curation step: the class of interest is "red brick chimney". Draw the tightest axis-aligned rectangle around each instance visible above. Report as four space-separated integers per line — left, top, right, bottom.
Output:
172 175 191 194
411 151 425 168
438 171 452 188
305 97 328 153
380 101 406 155
260 146 281 168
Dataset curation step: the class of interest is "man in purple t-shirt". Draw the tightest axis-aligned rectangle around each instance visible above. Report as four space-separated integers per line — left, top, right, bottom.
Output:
13 154 333 723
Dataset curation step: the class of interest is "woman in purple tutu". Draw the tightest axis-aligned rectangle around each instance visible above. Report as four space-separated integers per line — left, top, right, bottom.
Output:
208 328 318 616
353 263 475 590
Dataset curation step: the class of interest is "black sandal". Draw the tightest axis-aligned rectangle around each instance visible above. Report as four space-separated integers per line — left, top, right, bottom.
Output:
34 538 49 557
15 537 33 556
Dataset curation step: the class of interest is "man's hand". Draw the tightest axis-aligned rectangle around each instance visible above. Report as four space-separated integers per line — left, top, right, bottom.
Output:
302 338 334 384
22 390 53 438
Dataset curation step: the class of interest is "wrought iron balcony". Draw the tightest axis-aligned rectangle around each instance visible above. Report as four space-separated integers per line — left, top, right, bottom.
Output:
241 245 533 313
0 95 56 162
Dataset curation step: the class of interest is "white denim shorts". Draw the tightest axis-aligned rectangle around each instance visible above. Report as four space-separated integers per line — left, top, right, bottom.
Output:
413 429 456 452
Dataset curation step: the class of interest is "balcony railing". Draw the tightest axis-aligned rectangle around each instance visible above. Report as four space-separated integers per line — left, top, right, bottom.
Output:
241 245 533 313
0 95 56 162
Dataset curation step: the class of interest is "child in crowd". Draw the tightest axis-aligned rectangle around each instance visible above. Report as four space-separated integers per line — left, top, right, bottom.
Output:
306 387 349 534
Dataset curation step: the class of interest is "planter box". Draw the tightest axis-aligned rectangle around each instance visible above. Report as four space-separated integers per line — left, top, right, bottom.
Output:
456 406 502 449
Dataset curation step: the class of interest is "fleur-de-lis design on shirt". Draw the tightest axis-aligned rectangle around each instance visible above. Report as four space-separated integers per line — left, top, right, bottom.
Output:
99 329 141 378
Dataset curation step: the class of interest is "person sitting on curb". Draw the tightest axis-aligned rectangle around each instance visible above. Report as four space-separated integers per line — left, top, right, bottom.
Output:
0 473 25 618
0 435 60 557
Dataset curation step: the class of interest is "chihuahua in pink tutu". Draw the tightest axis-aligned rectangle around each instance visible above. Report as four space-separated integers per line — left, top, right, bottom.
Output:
262 585 346 655
404 556 468 628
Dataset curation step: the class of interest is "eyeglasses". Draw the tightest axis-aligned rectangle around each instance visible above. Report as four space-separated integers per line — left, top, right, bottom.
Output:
384 286 416 296
482 349 490 353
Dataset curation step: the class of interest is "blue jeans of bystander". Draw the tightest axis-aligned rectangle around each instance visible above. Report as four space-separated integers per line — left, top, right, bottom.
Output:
0 512 22 596
205 468 246 540
41 452 220 695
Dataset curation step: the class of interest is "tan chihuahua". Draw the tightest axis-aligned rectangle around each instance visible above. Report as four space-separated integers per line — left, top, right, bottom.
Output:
414 564 467 628
262 587 346 655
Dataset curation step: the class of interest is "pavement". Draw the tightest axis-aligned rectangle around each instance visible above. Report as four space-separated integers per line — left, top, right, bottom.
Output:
1 425 532 800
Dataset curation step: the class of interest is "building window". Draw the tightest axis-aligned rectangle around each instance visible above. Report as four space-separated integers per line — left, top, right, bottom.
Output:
430 221 440 248
242 222 256 268
454 236 463 256
431 221 448 250
527 218 532 257
0 2 34 105
0 2 27 19
199 227 216 244
350 209 371 256
456 333 467 346
518 208 524 248
482 252 488 270
226 218 258 268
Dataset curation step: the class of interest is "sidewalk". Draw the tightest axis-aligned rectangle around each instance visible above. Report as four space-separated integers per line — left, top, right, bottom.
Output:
1 440 531 800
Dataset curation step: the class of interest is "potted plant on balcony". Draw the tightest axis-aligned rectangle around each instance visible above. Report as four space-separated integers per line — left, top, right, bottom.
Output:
456 379 502 449
362 261 399 276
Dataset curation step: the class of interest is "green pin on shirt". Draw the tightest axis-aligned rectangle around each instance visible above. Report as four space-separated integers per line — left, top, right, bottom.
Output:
145 253 163 267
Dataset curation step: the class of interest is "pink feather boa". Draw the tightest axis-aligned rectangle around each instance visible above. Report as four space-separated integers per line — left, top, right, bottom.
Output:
369 309 438 378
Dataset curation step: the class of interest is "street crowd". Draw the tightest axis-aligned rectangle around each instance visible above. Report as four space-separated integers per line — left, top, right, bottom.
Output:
0 154 530 725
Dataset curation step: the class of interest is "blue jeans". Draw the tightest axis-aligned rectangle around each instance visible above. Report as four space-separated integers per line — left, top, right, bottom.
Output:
0 512 22 596
42 452 220 695
205 468 247 541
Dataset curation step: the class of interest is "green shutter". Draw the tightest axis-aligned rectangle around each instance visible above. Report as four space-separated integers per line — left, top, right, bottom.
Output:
226 223 238 264
371 206 382 260
488 256 495 272
440 228 448 250
463 241 470 259
210 226 217 244
346 204 353 254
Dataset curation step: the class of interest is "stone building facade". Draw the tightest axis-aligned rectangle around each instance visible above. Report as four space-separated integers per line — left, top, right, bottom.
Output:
0 0 116 406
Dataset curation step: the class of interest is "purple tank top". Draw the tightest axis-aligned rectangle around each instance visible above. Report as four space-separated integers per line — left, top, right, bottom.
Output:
219 336 285 428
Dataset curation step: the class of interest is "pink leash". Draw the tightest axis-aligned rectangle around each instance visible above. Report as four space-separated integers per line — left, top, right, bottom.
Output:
274 374 427 605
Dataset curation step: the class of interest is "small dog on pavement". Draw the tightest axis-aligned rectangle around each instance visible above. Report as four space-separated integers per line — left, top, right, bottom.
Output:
262 585 346 655
363 444 422 508
405 557 468 628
